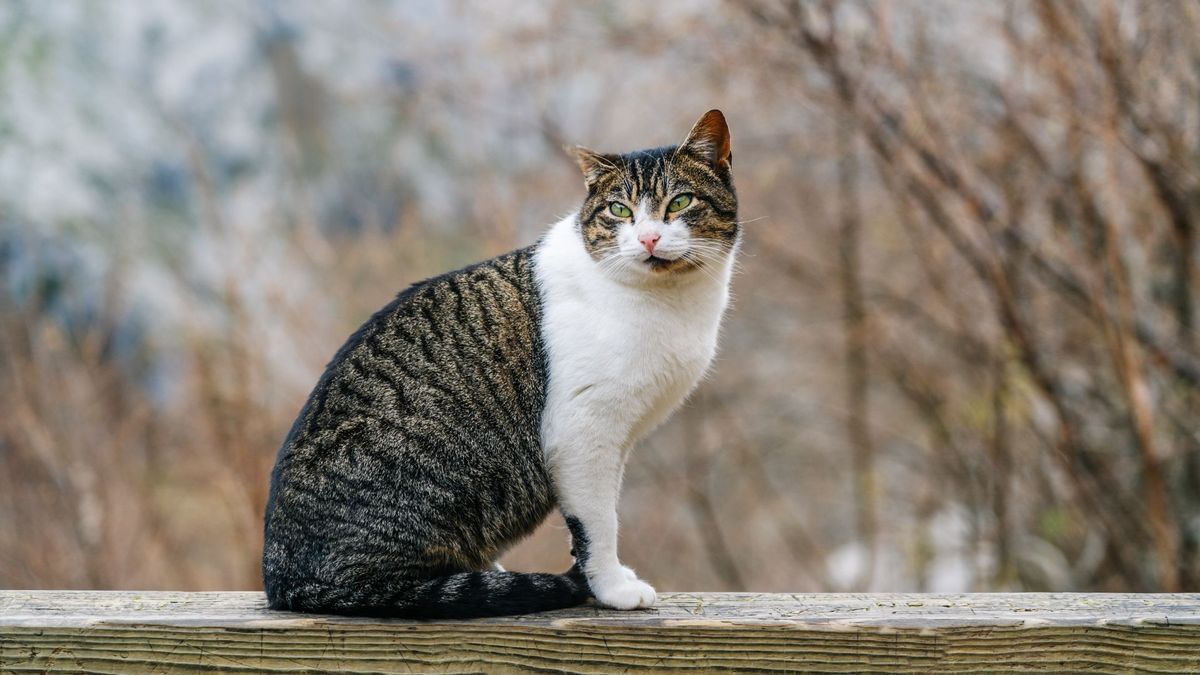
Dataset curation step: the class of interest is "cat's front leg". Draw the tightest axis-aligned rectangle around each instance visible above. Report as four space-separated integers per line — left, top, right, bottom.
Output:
554 444 656 610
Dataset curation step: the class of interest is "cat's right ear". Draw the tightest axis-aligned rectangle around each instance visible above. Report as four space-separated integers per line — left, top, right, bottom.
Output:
566 145 618 188
682 109 732 171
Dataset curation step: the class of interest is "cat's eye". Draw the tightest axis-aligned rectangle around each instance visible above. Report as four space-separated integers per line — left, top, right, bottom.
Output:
609 202 632 218
667 194 693 213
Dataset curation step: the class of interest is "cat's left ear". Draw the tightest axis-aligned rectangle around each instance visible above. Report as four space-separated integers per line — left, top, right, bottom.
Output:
682 109 732 171
567 145 619 188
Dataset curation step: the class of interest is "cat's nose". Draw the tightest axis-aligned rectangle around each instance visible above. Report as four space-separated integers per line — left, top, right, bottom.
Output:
638 232 661 254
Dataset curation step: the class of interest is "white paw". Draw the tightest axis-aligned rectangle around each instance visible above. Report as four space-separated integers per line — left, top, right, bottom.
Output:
592 574 657 610
620 565 638 582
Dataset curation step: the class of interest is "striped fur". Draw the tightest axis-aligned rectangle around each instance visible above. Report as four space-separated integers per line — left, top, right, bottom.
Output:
263 110 737 618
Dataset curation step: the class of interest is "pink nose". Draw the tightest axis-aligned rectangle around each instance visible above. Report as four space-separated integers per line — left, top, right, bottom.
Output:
639 232 661 254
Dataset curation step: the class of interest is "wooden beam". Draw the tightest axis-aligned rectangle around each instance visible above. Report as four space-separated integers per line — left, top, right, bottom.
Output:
3 591 1200 672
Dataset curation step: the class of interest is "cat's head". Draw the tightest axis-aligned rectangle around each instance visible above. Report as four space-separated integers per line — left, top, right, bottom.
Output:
570 110 737 283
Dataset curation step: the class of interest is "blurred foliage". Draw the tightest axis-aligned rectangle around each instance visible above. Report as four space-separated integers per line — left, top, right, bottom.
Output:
2 0 1198 593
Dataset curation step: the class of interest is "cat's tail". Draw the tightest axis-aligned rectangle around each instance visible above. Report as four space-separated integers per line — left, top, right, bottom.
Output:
269 566 592 619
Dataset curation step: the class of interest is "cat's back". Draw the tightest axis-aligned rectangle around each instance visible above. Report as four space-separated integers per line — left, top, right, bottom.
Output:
283 246 547 456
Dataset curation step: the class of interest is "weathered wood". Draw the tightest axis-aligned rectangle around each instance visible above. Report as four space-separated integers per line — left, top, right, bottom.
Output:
2 591 1199 673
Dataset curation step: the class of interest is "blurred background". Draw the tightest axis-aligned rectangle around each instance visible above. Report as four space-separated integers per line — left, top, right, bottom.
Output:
2 0 1198 594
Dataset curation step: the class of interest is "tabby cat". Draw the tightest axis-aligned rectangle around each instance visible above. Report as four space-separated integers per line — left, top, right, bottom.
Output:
263 110 739 618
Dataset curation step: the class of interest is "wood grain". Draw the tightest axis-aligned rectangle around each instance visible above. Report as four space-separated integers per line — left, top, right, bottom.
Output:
3 591 1200 672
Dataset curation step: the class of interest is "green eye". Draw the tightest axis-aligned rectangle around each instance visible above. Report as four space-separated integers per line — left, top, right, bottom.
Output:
667 194 693 213
609 202 632 218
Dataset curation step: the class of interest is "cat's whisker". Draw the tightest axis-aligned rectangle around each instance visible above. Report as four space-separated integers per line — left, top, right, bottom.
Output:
681 251 724 286
734 216 768 226
683 245 734 264
685 243 732 257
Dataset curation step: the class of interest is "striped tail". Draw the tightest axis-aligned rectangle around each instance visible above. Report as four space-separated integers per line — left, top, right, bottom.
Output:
269 567 591 619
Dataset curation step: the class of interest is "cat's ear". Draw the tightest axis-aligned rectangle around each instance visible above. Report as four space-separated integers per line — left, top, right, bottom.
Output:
566 145 618 188
682 109 732 170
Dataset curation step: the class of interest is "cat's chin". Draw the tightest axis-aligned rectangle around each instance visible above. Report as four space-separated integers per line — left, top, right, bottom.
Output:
589 245 724 285
599 257 702 285
643 255 692 275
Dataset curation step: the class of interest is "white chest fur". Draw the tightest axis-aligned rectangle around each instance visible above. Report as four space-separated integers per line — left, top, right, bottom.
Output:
534 214 734 460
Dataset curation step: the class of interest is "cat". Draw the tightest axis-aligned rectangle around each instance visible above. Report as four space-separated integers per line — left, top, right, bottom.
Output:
262 109 738 618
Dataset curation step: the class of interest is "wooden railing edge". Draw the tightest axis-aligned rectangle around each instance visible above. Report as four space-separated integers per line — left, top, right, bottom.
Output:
3 590 1200 672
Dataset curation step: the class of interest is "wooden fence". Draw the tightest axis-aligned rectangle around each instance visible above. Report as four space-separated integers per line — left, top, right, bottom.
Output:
3 591 1199 672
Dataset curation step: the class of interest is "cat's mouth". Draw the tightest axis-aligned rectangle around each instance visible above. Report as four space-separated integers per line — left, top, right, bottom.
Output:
643 255 689 273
